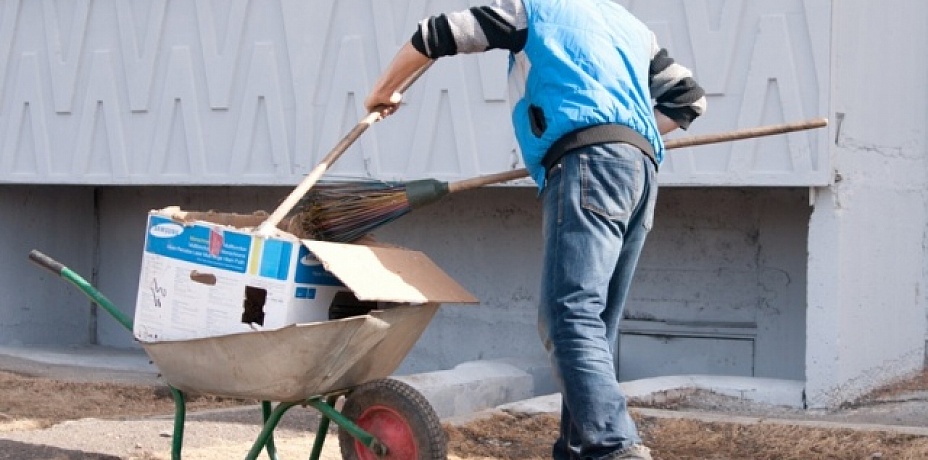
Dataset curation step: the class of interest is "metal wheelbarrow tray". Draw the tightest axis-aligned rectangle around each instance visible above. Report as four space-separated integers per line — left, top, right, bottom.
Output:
143 304 439 402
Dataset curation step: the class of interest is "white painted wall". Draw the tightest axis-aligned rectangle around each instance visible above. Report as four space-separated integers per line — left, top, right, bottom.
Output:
0 0 829 186
805 0 928 408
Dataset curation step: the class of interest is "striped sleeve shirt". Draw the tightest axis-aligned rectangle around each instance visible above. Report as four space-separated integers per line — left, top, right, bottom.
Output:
409 0 706 129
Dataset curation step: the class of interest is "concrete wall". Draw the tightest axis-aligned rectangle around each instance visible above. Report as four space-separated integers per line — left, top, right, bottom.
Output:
804 0 928 408
12 166 921 409
625 188 809 381
2 185 810 387
0 186 95 345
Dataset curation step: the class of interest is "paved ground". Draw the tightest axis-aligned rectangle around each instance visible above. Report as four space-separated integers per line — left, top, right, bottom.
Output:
1 345 927 459
1 404 345 460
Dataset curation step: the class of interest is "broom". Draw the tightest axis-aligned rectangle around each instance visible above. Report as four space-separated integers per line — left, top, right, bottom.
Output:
294 117 828 242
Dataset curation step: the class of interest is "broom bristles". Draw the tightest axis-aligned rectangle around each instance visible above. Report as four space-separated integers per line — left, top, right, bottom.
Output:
294 180 412 242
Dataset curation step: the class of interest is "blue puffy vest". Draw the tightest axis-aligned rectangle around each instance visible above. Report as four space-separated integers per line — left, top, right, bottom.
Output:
509 0 664 189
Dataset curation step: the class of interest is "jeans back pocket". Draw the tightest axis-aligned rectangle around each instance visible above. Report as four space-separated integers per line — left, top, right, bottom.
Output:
579 151 644 222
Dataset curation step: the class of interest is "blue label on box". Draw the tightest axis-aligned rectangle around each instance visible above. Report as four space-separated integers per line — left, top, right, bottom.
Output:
145 215 252 273
259 238 293 281
295 246 344 286
295 287 317 299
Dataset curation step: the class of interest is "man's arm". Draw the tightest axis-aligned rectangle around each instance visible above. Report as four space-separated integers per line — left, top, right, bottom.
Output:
413 2 526 58
364 42 430 116
365 1 526 116
649 38 707 134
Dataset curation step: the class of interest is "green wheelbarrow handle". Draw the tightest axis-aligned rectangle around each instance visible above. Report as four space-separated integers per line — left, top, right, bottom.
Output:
28 249 134 332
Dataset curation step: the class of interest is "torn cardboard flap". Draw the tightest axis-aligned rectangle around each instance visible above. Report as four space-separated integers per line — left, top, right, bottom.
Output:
303 240 478 305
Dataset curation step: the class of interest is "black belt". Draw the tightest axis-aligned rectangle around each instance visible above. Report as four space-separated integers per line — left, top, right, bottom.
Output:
541 124 658 172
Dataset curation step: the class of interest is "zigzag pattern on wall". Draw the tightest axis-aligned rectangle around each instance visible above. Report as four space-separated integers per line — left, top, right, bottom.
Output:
0 0 830 186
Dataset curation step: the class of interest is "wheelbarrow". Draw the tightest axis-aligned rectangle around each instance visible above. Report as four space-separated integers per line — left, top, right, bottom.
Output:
28 248 455 460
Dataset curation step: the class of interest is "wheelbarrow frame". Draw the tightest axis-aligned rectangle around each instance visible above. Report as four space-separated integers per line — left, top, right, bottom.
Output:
28 249 440 460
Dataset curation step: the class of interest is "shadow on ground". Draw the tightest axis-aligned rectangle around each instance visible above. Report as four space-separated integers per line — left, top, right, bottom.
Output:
0 440 121 459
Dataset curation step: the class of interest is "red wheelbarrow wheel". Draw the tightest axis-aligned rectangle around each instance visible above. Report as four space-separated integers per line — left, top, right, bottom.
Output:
339 378 447 460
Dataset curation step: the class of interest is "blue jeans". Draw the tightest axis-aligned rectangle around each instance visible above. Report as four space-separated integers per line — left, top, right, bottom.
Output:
538 143 657 460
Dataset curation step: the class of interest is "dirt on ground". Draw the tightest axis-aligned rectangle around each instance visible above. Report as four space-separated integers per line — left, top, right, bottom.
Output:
1 369 928 459
445 410 928 459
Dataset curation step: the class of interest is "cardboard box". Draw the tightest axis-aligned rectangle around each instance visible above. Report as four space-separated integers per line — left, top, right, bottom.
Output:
134 207 477 342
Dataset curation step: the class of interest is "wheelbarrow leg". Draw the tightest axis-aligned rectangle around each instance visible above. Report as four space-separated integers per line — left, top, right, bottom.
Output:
170 386 186 460
308 395 339 460
245 401 299 460
260 401 280 460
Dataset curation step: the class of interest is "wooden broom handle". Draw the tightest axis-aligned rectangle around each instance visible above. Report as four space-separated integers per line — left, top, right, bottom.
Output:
256 61 434 237
664 117 828 149
448 117 829 193
448 169 532 193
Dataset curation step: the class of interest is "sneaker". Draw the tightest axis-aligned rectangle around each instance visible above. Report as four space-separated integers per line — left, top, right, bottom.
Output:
614 443 653 459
